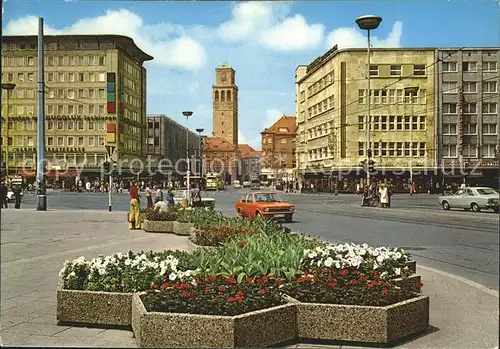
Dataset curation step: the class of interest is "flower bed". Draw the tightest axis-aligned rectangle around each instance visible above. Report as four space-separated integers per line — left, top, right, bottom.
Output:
132 275 297 347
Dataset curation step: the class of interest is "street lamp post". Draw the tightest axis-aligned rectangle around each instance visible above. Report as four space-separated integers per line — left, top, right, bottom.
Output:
196 128 204 178
356 15 382 187
404 86 419 195
1 83 16 177
182 111 193 194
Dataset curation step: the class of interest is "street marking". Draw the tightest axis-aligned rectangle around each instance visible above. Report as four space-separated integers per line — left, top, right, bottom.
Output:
418 264 499 298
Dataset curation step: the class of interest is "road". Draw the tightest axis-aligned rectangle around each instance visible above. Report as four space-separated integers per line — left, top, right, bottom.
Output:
10 189 499 291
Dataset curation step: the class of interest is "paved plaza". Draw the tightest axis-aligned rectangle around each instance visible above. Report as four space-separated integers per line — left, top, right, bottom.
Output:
1 207 498 348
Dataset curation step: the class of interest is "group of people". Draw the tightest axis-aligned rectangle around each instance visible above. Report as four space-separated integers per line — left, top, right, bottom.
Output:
1 181 23 209
360 183 393 208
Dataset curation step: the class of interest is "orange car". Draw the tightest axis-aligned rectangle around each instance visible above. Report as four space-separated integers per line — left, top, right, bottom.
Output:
235 191 295 222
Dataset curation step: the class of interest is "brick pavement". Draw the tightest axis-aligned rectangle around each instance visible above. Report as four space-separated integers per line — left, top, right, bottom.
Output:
1 209 498 348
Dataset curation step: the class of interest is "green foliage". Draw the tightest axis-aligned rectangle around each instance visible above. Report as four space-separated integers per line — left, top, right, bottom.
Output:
143 208 179 221
191 226 260 247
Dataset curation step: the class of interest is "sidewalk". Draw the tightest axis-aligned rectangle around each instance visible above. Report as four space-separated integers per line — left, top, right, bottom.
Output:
1 209 498 348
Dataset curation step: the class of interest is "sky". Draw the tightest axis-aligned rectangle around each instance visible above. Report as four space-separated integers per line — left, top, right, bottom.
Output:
2 0 499 150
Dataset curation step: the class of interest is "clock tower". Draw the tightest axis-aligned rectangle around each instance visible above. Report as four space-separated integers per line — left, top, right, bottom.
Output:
213 62 238 146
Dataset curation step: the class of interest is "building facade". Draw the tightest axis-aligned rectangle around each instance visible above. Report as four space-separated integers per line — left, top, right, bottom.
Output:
212 62 238 146
238 144 261 181
146 114 201 180
261 115 297 183
1 35 152 181
296 46 437 192
436 48 500 188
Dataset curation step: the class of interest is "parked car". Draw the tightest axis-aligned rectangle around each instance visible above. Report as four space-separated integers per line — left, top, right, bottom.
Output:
232 180 242 189
242 181 251 188
250 180 260 190
235 191 295 222
173 190 215 209
7 189 24 202
438 187 499 213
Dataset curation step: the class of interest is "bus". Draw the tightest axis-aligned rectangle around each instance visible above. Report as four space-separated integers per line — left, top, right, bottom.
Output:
205 172 224 191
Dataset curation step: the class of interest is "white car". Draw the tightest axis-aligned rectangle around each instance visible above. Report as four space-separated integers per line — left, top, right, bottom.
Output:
242 181 251 188
232 180 242 189
173 190 215 209
438 187 499 213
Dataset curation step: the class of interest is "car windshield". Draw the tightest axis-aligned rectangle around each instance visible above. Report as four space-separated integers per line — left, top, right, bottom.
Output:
476 188 498 195
254 193 282 202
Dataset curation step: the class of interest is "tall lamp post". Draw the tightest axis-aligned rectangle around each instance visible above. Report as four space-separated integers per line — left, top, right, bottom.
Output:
1 83 16 177
356 15 382 187
182 111 193 193
196 128 204 178
404 86 419 195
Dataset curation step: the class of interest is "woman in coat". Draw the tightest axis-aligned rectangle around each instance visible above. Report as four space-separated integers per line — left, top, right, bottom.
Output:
379 184 389 208
128 182 141 230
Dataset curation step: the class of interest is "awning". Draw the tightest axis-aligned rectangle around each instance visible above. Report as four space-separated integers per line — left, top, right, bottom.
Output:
19 169 80 177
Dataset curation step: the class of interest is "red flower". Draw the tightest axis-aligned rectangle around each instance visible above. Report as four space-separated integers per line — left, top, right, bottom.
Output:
258 289 267 295
206 276 217 283
204 287 211 293
351 270 359 275
368 270 378 275
416 282 424 288
275 280 282 286
339 269 349 276
358 275 368 282
160 282 169 289
349 279 358 285
237 241 247 248
195 279 202 286
150 282 159 289
227 297 236 303
247 278 254 284
327 282 337 288
367 282 376 289
174 283 191 290
381 289 389 296
327 277 337 283
236 290 245 297
180 290 191 298
218 285 227 292
236 297 244 304
226 276 237 284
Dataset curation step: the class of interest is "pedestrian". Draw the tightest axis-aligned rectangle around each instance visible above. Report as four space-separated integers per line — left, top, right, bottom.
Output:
387 183 393 208
12 184 22 209
166 189 175 207
155 185 163 203
128 181 141 230
190 183 202 208
1 181 8 209
379 184 389 208
145 183 153 209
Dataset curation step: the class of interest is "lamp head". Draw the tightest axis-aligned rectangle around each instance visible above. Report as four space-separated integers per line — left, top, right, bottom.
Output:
182 111 193 117
1 83 16 91
196 128 204 133
355 15 382 30
404 86 420 95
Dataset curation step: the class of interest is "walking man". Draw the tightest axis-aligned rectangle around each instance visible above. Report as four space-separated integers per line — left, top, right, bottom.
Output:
1 182 8 208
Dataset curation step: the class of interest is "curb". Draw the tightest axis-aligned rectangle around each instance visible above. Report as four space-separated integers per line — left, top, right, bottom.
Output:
417 264 499 298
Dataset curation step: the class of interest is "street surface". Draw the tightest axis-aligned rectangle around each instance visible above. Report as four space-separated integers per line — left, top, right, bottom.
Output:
9 188 500 291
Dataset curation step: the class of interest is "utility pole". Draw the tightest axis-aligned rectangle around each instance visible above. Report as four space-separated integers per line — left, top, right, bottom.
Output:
37 17 47 211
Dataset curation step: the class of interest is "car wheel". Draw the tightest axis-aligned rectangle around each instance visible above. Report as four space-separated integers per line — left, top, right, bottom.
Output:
471 203 481 212
493 207 499 214
285 214 293 223
237 209 243 217
255 211 262 219
442 201 451 211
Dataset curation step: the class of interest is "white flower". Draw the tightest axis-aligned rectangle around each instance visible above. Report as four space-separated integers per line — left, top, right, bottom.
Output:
380 271 388 278
394 252 402 260
169 272 177 281
395 268 401 275
308 251 318 259
376 255 384 263
324 257 334 267
98 268 106 276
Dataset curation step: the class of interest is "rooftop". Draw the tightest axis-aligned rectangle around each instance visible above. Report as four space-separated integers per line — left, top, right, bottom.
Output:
205 137 239 152
262 115 297 135
238 144 260 158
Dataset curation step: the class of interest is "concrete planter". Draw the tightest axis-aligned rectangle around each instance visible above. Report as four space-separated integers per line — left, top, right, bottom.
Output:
393 274 422 293
289 294 429 344
142 220 174 233
57 283 134 328
406 260 417 274
132 294 297 348
173 221 194 236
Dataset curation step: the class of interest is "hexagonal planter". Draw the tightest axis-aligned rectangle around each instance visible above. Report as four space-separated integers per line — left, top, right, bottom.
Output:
57 283 134 328
406 260 417 274
393 274 422 293
289 294 429 344
173 221 194 236
132 294 297 348
142 220 174 233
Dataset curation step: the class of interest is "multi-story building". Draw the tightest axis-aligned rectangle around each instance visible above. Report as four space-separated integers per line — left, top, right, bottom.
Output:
145 114 201 181
1 34 152 181
261 115 297 184
296 46 437 192
205 62 241 183
436 48 500 188
238 144 261 181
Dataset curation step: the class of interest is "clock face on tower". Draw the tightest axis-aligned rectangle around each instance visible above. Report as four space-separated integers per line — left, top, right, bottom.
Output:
221 73 227 82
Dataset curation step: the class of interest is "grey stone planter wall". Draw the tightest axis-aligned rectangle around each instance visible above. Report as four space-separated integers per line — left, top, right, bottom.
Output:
56 283 134 328
173 221 194 236
393 274 422 293
290 294 429 344
132 294 297 348
142 220 174 233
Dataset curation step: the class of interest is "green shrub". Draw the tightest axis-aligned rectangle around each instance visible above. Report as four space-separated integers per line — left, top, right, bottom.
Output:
191 226 260 247
143 208 178 221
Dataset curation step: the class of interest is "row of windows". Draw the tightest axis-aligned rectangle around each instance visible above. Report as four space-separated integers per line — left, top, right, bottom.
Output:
358 115 426 131
307 122 333 140
305 70 335 98
369 64 425 77
308 147 332 160
443 81 497 93
124 60 141 80
308 96 334 118
441 61 497 73
358 88 427 105
442 123 497 135
3 154 109 167
4 71 107 85
359 142 427 157
2 54 106 68
443 102 497 114
214 90 233 102
442 144 497 158
6 103 106 116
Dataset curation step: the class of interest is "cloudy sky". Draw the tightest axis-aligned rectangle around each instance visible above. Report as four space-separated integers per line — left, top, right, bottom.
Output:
3 0 499 149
